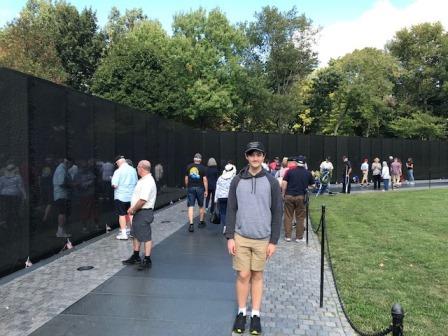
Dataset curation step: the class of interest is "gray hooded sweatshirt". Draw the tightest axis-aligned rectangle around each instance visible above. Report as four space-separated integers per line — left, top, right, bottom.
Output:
225 166 283 244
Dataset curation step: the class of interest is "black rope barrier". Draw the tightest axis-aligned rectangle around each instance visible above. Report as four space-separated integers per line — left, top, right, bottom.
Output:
305 191 309 246
313 205 405 336
319 205 325 308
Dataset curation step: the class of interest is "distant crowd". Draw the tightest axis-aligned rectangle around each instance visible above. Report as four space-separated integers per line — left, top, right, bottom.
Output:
260 155 415 193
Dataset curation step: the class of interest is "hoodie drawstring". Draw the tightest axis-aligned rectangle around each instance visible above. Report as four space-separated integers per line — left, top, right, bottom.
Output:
251 176 257 194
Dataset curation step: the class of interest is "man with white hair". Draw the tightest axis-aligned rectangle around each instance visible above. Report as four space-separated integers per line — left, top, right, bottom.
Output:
185 153 208 232
122 160 157 270
111 155 138 240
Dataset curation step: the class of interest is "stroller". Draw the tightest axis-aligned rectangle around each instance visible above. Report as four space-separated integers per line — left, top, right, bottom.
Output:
315 168 331 196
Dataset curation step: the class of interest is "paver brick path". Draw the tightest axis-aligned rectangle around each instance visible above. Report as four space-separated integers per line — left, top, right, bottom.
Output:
0 200 355 336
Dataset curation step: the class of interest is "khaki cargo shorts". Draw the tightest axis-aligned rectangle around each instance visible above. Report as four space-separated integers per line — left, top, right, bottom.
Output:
233 233 269 272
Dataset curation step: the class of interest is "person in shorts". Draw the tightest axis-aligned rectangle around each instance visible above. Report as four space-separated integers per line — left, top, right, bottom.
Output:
122 160 157 270
225 141 282 335
360 158 369 187
185 153 208 232
111 155 138 240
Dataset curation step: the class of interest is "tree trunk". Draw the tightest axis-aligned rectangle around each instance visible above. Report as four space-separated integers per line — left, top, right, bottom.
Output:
333 110 346 135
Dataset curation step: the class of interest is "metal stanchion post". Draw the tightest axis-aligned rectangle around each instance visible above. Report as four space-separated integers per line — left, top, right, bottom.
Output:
306 192 309 246
319 205 325 308
391 303 404 336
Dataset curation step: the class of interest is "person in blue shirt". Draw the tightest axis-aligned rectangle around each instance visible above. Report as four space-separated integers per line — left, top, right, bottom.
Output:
111 155 138 240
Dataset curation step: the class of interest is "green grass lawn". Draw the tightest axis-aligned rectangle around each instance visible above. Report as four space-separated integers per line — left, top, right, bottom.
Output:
309 189 448 336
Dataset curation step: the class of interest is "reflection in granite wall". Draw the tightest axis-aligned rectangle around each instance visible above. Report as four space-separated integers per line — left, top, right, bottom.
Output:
0 68 186 277
0 69 29 278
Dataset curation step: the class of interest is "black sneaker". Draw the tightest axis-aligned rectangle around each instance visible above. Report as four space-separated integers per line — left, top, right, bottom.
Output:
250 315 261 335
122 254 141 265
198 221 206 228
188 224 194 232
232 313 246 334
137 257 152 270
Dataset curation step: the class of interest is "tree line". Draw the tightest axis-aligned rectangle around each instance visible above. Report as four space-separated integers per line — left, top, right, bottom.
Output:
1 0 447 140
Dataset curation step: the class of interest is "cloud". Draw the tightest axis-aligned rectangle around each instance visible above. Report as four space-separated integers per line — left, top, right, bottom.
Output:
317 0 448 66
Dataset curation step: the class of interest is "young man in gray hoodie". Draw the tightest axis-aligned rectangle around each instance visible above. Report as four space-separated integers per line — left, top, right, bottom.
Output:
225 141 283 335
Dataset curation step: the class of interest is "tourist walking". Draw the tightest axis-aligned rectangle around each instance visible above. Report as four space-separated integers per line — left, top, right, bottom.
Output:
122 160 157 270
214 163 236 234
282 155 315 242
111 155 138 240
185 153 208 232
225 141 282 335
205 157 219 214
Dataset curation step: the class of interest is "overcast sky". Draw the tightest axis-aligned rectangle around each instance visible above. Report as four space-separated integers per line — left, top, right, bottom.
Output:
1 0 447 66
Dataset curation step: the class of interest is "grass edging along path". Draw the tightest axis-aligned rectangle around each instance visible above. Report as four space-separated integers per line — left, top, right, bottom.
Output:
309 189 448 336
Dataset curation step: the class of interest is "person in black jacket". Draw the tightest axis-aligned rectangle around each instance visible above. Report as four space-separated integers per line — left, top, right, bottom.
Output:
205 157 218 214
281 155 314 242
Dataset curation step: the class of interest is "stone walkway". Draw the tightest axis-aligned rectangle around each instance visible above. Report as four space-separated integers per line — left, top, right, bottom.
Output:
0 201 189 336
0 200 355 336
263 224 354 336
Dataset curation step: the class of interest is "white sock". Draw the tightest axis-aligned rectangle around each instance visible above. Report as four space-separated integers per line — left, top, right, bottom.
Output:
238 307 247 316
251 309 260 317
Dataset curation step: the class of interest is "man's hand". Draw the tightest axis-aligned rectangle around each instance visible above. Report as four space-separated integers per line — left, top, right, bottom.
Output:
266 243 276 259
127 207 135 216
227 239 236 256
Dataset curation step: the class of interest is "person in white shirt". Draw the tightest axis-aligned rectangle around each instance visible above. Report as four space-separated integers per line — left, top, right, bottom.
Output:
319 157 334 193
319 157 334 174
214 163 236 233
360 158 369 187
122 160 157 270
381 161 391 191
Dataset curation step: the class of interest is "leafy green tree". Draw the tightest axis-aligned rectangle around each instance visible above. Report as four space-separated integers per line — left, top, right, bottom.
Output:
389 112 446 140
306 66 343 134
307 48 400 137
291 78 314 133
243 6 319 132
170 8 250 128
0 0 66 83
53 3 105 92
387 22 448 118
227 68 272 132
105 7 147 45
91 21 176 116
0 0 105 92
246 6 318 94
